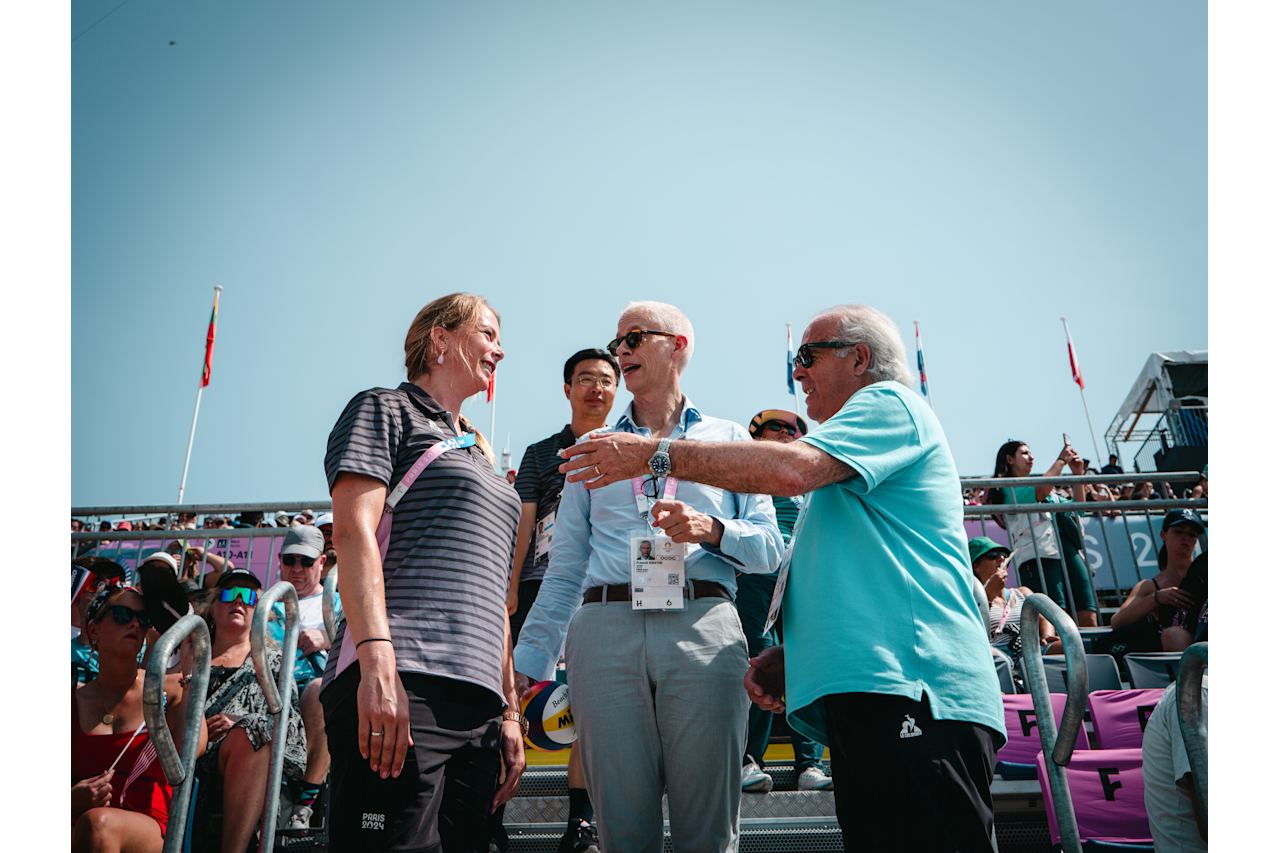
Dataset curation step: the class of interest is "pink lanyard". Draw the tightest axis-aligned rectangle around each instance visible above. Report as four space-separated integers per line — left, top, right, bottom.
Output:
631 476 679 527
994 589 1014 634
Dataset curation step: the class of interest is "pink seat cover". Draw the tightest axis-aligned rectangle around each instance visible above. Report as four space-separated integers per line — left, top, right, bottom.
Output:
1037 748 1151 845
997 693 1089 766
1088 688 1167 749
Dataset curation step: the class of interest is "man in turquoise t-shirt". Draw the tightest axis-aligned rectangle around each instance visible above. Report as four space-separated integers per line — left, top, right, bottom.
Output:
560 305 1006 852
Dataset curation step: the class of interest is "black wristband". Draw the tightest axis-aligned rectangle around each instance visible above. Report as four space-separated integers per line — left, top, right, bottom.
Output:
356 637 393 650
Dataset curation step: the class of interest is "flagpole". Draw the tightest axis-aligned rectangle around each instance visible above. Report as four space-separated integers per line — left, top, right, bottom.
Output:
178 285 222 505
914 320 932 408
1061 316 1103 464
489 387 498 472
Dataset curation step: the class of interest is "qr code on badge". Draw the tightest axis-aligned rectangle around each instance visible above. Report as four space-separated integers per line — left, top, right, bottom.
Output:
667 573 680 585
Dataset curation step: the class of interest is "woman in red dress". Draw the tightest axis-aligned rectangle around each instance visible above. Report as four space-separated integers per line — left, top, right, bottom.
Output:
72 584 207 851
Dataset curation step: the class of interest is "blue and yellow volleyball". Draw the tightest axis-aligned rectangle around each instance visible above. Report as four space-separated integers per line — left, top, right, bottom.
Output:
520 680 577 751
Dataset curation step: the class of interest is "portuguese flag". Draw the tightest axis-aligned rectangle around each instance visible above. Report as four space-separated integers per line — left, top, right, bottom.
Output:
201 287 221 387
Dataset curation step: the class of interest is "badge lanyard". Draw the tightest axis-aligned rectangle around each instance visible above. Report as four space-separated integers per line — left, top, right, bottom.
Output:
629 475 685 611
631 476 680 527
762 493 812 634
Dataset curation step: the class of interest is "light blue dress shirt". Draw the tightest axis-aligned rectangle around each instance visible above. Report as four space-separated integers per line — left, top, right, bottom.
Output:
513 398 784 681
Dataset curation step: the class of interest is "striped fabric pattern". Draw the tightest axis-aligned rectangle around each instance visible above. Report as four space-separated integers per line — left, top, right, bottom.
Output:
322 382 520 702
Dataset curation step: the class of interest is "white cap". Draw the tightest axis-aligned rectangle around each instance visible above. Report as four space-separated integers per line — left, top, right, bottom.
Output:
314 512 334 528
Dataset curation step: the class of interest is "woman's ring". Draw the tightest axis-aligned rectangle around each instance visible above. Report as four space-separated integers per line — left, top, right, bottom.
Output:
593 465 601 476
370 730 385 737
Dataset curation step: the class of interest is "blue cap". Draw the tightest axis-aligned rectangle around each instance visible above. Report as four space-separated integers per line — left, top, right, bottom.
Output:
1161 508 1205 534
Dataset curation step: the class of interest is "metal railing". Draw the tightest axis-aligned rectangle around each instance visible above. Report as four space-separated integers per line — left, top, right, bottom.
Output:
961 472 1206 609
71 526 302 589
1019 593 1089 853
142 612 212 853
250 581 300 853
322 568 340 644
1177 642 1209 823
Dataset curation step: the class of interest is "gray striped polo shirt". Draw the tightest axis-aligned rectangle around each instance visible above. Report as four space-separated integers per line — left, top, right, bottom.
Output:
322 382 520 704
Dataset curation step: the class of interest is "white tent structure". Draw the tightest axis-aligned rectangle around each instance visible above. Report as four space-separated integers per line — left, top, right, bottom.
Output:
1105 350 1207 472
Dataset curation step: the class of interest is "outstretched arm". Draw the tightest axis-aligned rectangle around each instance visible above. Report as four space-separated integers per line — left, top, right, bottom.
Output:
559 433 853 497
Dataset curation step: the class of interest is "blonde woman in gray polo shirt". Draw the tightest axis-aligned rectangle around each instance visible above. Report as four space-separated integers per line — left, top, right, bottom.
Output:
322 293 526 852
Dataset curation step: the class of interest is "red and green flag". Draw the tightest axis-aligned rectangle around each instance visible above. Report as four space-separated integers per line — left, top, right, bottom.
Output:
201 287 221 387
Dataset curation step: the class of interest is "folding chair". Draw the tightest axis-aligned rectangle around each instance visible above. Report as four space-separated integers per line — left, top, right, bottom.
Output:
1123 652 1182 689
1042 653 1123 692
1036 748 1152 850
995 693 1089 780
1087 689 1167 749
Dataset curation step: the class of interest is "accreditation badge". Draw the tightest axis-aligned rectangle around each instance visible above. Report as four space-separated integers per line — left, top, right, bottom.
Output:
630 534 685 611
533 510 556 563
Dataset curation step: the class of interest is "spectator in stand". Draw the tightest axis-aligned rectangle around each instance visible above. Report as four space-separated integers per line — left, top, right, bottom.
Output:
271 526 343 830
313 512 337 575
986 439 1099 627
175 512 198 530
323 293 525 851
73 584 207 852
178 545 231 593
505 469 518 485
1190 465 1207 500
513 302 783 852
234 511 264 529
1142 677 1208 852
500 347 619 853
293 509 315 526
968 537 1061 663
1133 480 1156 500
1106 510 1207 655
72 558 126 684
1101 453 1124 475
738 408 834 794
275 511 292 528
195 568 306 853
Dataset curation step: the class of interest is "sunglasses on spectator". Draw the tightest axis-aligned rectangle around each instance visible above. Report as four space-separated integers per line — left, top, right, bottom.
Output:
100 604 152 629
606 329 678 356
280 554 317 568
793 340 859 369
762 420 798 436
219 586 259 606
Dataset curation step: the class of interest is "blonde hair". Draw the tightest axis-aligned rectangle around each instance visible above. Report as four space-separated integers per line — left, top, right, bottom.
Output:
619 301 695 373
404 293 500 381
458 415 496 464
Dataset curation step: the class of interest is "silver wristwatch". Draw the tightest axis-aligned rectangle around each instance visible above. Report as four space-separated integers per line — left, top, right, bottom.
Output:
648 437 674 477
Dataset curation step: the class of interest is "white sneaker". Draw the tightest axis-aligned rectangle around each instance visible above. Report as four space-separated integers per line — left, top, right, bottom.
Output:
796 766 834 791
286 804 313 830
741 759 773 793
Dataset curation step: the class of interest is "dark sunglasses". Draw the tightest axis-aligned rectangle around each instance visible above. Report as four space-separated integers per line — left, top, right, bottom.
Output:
762 420 798 436
606 329 678 356
280 554 317 568
102 604 152 629
219 586 259 606
793 340 859 369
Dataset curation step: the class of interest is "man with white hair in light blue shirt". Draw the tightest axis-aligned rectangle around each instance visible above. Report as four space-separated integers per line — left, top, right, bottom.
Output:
513 301 784 853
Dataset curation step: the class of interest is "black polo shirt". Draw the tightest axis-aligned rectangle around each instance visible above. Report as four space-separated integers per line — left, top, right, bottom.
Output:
513 425 576 583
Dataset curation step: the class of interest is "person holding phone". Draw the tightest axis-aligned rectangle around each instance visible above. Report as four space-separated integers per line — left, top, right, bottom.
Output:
985 439 1099 627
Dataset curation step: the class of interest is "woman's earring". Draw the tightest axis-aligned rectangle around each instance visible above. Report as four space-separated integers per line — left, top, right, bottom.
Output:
436 350 446 365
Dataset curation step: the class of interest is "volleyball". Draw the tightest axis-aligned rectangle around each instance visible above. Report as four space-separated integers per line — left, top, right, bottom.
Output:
520 680 577 751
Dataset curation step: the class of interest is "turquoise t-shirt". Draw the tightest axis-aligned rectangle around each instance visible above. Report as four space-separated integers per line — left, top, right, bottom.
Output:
784 381 1005 746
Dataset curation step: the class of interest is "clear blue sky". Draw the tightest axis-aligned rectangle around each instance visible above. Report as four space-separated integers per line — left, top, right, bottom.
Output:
71 0 1206 506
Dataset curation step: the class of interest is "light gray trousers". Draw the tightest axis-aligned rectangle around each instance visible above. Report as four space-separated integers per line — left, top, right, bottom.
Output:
565 595 750 853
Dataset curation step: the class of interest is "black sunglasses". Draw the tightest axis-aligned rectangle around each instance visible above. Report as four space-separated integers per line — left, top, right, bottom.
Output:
640 475 662 499
762 420 798 436
606 329 678 356
281 554 317 568
102 604 152 629
793 340 859 369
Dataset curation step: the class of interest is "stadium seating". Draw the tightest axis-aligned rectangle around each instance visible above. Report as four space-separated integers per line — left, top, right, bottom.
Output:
995 693 1089 780
1041 653 1124 692
1036 748 1151 848
1088 689 1166 749
1123 652 1182 688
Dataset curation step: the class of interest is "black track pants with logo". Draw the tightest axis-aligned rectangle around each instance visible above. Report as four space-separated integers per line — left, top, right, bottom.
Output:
824 691 999 853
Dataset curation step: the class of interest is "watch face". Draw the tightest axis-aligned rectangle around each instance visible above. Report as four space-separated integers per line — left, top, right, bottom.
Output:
650 453 671 476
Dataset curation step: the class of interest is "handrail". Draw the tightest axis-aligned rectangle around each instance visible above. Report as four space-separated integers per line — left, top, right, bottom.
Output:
72 501 333 517
1019 593 1089 853
142 612 211 853
322 568 340 644
964 471 1202 489
964 498 1206 516
250 581 300 853
1176 642 1209 822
